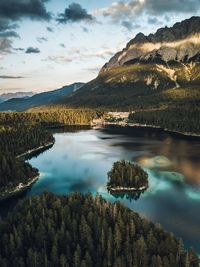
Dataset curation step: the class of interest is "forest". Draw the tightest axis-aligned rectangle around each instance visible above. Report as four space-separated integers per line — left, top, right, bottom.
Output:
0 109 105 127
107 160 149 190
0 192 199 267
0 122 54 195
0 109 104 195
129 105 200 134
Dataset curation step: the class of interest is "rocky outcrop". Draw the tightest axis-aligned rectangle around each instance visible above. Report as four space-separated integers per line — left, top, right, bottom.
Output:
101 16 200 72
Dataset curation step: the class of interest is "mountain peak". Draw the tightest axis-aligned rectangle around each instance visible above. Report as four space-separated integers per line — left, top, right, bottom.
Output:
101 16 200 72
133 32 148 43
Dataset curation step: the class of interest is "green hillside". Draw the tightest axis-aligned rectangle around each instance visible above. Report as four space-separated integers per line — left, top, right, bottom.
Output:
57 62 199 134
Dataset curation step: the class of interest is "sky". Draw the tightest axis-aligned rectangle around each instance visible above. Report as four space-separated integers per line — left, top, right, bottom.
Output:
0 0 199 94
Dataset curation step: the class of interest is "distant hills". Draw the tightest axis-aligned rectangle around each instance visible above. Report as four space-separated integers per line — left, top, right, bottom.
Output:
0 91 34 103
0 83 84 111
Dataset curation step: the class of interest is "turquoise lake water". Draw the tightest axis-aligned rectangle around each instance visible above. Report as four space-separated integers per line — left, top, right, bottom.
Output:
2 126 200 253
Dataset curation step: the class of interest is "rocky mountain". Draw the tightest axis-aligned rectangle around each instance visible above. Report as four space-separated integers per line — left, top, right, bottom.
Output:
60 16 200 133
101 16 200 71
0 92 34 102
0 83 84 111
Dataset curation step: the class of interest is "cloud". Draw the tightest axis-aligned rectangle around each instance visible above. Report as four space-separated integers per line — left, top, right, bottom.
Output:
46 26 53 32
95 0 200 27
44 47 117 65
0 75 24 79
121 21 133 30
148 17 158 24
86 66 101 73
0 37 13 54
81 48 117 59
60 43 65 48
0 18 19 39
95 1 144 22
0 30 20 38
146 0 200 15
82 26 89 33
13 47 24 51
0 18 18 32
37 37 48 43
0 0 51 40
0 0 51 21
57 3 95 23
25 47 40 53
46 55 73 63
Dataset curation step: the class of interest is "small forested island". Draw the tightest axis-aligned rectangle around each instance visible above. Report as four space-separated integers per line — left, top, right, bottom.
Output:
0 192 199 267
107 160 148 192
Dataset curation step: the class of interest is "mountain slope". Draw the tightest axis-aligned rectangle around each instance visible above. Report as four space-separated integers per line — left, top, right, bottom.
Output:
62 16 200 109
0 83 84 111
59 16 200 133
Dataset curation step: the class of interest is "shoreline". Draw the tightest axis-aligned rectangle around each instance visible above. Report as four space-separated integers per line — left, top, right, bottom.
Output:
0 141 55 201
92 122 200 139
107 185 147 192
0 175 39 201
16 141 55 159
128 124 200 139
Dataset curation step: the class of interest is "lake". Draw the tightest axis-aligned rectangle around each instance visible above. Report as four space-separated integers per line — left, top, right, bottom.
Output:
2 126 200 253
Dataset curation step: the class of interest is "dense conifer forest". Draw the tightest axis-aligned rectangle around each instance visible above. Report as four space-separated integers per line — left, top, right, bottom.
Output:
0 109 104 127
0 109 104 195
107 160 149 190
0 122 54 195
129 106 200 134
0 192 199 267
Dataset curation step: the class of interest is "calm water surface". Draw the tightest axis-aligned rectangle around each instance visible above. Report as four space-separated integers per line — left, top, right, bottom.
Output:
3 126 200 253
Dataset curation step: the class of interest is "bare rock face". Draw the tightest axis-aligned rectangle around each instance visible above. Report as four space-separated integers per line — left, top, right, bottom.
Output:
101 16 200 73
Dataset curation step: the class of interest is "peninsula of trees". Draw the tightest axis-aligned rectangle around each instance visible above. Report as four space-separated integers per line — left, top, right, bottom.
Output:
0 192 199 267
0 109 104 197
107 160 148 191
0 122 54 198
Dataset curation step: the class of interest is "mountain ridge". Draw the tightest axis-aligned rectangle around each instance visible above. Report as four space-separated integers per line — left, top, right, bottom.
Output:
0 82 84 111
101 16 200 72
0 92 34 102
57 16 200 133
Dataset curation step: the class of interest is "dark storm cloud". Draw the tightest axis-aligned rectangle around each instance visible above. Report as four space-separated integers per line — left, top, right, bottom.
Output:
0 18 18 32
0 75 24 79
25 47 40 53
0 0 51 21
0 30 19 38
0 18 19 39
0 0 51 40
57 3 95 23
